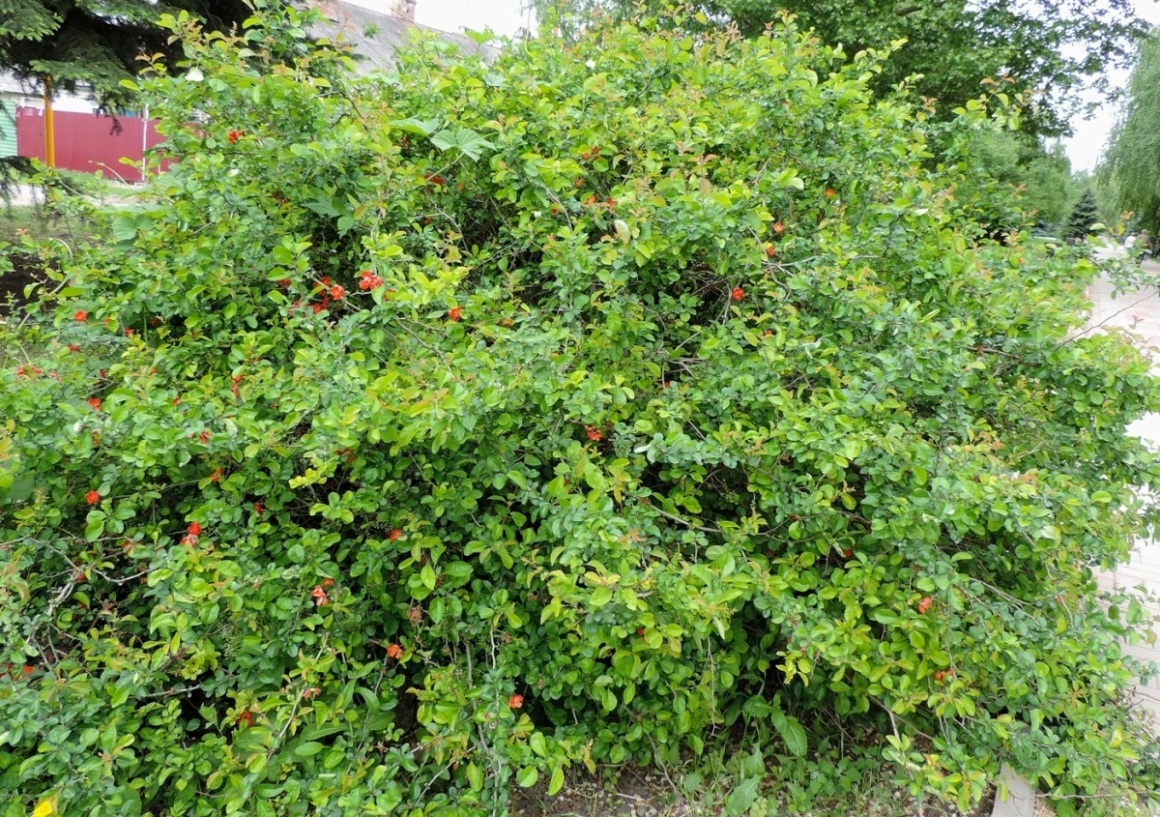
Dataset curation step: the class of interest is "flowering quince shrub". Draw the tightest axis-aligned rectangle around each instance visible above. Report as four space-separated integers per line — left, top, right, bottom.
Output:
2 5 1160 815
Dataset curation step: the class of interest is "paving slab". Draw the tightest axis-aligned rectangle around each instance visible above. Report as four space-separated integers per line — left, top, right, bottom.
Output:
992 765 1036 817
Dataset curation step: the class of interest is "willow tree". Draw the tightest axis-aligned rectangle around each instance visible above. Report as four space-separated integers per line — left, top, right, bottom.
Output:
1102 30 1160 235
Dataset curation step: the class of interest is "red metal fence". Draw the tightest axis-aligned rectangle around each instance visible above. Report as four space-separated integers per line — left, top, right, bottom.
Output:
15 107 166 183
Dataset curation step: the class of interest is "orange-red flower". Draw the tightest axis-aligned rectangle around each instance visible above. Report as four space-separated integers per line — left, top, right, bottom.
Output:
358 270 384 290
389 528 403 541
585 425 603 442
917 596 933 614
74 310 88 322
387 643 403 659
310 585 329 605
508 694 524 709
227 130 243 144
731 286 744 302
67 344 81 352
87 398 101 410
329 285 345 300
448 307 462 322
188 521 202 536
85 490 100 505
236 710 253 727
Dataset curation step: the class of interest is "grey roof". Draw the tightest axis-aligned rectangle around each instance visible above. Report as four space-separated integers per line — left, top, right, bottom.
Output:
311 2 497 72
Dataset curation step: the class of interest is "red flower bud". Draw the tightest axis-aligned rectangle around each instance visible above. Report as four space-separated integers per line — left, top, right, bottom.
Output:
74 310 88 322
448 307 462 322
85 490 100 505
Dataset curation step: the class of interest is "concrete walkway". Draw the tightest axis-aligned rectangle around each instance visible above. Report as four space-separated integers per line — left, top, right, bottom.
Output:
1087 257 1160 726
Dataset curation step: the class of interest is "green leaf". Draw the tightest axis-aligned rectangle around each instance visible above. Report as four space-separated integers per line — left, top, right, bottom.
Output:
294 742 324 757
391 117 440 136
772 713 808 757
724 777 759 817
466 762 483 791
430 126 494 161
548 764 565 796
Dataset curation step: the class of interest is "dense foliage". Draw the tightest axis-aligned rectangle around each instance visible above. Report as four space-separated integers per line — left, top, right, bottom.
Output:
1101 30 1160 237
940 129 1080 235
3 7 1160 815
530 0 1150 139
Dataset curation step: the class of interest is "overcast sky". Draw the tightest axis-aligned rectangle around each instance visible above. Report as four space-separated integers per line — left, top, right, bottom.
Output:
358 0 1160 173
1063 0 1160 172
